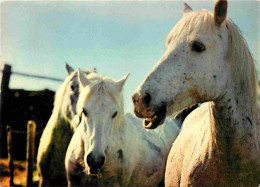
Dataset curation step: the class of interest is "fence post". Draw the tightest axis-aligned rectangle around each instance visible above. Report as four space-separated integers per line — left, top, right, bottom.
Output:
26 120 36 187
0 64 12 157
6 126 14 186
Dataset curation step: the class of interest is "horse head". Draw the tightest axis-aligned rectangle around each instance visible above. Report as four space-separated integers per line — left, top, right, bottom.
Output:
57 63 95 130
77 71 129 174
132 0 230 129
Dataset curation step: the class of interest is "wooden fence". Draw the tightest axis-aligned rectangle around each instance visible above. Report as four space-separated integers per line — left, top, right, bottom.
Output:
0 63 63 186
6 121 36 187
0 64 62 156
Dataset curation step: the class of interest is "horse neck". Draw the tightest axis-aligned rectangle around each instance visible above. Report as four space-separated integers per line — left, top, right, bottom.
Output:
52 109 74 135
212 73 260 162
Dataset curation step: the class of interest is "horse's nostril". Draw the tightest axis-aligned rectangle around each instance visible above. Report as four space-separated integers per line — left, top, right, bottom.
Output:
97 156 105 168
87 152 105 169
142 93 152 106
132 92 152 107
87 152 94 167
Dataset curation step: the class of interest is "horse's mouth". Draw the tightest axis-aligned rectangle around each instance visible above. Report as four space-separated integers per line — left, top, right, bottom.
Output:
87 167 103 178
143 105 167 129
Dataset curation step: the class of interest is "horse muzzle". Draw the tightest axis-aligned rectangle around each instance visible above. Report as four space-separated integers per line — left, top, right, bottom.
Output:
86 151 105 175
132 92 155 117
132 92 167 129
142 104 167 129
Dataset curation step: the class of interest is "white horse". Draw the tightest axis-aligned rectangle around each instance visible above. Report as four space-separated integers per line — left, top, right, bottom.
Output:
132 1 260 186
65 71 180 186
37 64 93 186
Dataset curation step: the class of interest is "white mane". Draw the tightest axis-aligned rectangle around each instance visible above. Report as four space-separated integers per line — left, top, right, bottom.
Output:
52 69 91 120
166 10 215 46
225 18 258 101
53 71 78 117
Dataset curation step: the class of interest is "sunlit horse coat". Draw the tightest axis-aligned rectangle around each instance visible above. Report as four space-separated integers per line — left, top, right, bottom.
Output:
65 72 184 186
37 65 93 186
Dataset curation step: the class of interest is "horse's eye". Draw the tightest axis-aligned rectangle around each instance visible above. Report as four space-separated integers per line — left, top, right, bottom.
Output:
82 108 88 117
112 111 118 119
191 41 206 53
70 85 75 91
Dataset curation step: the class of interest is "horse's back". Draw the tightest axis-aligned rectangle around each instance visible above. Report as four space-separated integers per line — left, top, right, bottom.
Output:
125 113 180 156
126 113 180 141
161 117 181 145
165 102 220 186
123 113 181 186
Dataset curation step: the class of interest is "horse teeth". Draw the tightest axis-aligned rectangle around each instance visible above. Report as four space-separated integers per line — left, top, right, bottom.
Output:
146 118 154 122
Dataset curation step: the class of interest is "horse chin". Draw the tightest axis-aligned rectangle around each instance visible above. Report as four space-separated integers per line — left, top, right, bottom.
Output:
87 167 102 178
143 105 167 129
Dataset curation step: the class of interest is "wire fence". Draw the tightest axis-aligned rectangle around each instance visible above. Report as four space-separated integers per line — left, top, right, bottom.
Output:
0 68 64 82
7 129 43 135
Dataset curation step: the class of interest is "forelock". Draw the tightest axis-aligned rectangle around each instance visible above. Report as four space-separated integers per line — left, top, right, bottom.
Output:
166 10 215 46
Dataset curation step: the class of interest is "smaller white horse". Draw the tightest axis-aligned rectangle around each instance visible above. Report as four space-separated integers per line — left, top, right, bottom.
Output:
65 71 180 186
37 64 94 186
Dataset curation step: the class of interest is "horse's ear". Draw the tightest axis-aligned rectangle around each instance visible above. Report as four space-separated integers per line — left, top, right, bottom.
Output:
93 67 97 73
78 69 90 88
214 0 228 27
66 62 74 75
116 73 130 91
183 3 193 17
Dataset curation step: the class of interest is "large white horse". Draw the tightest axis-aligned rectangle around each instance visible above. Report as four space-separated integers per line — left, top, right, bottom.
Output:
65 71 180 186
132 1 260 186
37 64 93 186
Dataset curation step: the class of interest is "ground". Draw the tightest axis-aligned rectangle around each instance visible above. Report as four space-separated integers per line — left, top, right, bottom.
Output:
0 159 38 187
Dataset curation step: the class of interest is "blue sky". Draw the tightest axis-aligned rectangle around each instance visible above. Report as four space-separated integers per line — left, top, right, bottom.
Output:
0 1 259 113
